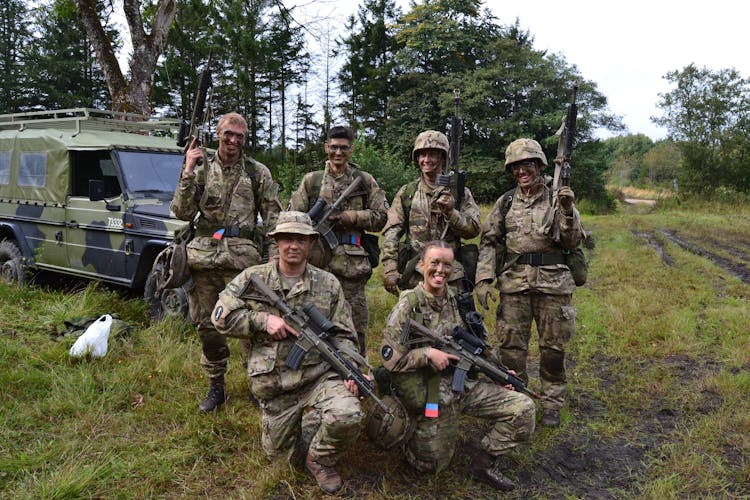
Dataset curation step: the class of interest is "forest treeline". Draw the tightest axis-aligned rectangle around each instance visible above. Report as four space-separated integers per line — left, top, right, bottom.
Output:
1 0 748 207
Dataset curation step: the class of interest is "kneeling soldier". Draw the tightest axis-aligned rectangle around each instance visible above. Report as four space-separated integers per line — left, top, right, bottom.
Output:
211 211 364 494
379 240 536 491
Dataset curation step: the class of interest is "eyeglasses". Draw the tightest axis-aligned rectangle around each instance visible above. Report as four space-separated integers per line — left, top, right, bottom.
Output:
327 144 351 152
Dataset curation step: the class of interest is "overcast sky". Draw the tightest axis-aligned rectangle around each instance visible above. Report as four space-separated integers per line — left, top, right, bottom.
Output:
293 0 748 141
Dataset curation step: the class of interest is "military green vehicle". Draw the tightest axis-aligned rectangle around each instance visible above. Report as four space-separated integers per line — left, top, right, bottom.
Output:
0 108 189 319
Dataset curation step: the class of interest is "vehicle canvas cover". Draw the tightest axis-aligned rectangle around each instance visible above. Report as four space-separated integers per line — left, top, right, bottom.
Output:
0 128 183 205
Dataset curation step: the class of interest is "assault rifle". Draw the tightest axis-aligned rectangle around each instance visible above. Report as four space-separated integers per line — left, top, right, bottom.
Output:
176 52 213 165
438 89 467 216
248 274 391 413
400 318 540 399
307 175 364 250
555 83 579 188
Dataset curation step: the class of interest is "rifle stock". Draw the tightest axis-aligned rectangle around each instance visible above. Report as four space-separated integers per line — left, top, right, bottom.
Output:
307 175 364 250
400 318 540 399
248 274 391 412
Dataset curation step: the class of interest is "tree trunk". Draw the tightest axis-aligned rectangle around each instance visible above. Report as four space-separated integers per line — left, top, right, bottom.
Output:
75 0 176 116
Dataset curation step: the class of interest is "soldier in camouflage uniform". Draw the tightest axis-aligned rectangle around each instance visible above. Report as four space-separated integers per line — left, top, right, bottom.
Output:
475 138 583 427
288 126 388 354
211 211 364 494
382 130 480 295
171 112 281 412
381 240 536 491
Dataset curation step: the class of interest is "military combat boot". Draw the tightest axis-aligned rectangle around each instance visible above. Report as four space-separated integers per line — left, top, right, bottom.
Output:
305 452 343 494
471 451 516 491
541 409 560 427
198 376 226 412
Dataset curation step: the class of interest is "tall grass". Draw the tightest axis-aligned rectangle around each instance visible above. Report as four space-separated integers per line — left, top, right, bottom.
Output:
1 201 749 497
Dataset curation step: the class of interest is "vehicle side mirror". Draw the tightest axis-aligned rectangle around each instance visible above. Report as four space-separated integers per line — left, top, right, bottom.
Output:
89 179 105 201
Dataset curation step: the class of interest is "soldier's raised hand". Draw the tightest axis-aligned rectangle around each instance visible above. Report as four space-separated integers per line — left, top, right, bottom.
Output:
558 186 575 213
184 137 203 174
435 191 455 218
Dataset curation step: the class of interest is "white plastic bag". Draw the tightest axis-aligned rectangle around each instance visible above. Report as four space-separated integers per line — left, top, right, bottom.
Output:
69 314 113 358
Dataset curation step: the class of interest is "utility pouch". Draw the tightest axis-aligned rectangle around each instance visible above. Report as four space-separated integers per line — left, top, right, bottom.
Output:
361 233 381 268
564 247 588 286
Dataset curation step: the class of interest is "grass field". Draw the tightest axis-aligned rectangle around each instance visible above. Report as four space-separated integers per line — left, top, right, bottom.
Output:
1 200 749 498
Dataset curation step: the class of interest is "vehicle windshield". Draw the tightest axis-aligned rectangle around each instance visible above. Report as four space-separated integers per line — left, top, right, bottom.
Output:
114 150 183 199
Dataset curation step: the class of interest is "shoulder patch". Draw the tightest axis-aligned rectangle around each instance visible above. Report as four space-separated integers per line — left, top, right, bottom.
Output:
381 345 394 361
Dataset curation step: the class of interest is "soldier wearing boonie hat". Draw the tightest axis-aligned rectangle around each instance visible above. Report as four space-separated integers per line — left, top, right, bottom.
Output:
267 210 318 237
211 209 364 494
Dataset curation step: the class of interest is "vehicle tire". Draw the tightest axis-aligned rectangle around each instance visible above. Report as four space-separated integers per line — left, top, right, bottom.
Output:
144 271 190 321
0 239 25 286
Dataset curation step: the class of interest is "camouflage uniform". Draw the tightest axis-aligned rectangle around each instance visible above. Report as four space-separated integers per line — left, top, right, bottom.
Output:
211 260 363 464
382 179 480 290
380 284 536 473
288 162 387 352
171 154 281 379
476 176 583 413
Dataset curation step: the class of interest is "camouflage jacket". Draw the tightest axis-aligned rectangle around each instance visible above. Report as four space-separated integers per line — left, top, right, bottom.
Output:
211 259 359 400
476 177 583 295
288 162 388 279
381 284 462 373
381 177 480 277
171 154 281 268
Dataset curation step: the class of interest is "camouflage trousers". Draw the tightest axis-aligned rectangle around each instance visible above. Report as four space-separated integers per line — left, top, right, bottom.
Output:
404 376 536 473
337 276 368 355
257 375 363 466
494 292 576 412
187 268 241 379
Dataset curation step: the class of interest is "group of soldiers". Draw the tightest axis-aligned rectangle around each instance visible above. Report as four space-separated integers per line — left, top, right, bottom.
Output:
170 112 584 494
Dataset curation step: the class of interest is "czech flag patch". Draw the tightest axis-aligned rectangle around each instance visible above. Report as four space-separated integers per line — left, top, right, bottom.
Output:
212 228 225 240
424 403 439 418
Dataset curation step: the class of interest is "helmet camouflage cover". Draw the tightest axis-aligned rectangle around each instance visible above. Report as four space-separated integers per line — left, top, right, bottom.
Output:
504 138 548 172
364 394 413 449
412 130 450 162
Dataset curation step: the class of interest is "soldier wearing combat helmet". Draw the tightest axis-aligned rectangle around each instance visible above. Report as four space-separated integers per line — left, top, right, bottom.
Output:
381 130 480 295
475 138 584 427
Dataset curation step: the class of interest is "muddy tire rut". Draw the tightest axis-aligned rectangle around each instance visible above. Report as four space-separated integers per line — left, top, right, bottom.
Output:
634 229 750 284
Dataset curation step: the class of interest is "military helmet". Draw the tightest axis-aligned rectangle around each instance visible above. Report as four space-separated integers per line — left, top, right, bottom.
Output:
364 395 413 449
504 138 548 172
412 130 449 162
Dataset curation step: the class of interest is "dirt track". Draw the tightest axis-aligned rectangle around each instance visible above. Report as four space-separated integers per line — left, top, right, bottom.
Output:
635 228 750 284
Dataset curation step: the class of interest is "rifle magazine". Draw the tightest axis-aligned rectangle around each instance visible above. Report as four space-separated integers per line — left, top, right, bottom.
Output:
285 343 307 370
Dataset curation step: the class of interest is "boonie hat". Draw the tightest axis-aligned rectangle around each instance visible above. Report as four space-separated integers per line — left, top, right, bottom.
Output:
267 211 318 237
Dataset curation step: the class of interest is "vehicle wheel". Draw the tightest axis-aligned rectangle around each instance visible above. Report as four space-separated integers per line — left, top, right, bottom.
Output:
144 270 190 321
0 239 25 286
160 284 190 319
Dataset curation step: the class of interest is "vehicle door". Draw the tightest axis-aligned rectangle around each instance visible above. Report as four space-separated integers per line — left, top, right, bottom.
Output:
65 150 130 285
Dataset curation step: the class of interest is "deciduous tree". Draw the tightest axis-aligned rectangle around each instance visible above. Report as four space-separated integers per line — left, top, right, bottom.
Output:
74 0 176 114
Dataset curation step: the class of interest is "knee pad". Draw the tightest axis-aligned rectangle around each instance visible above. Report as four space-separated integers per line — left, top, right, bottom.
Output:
540 348 566 383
